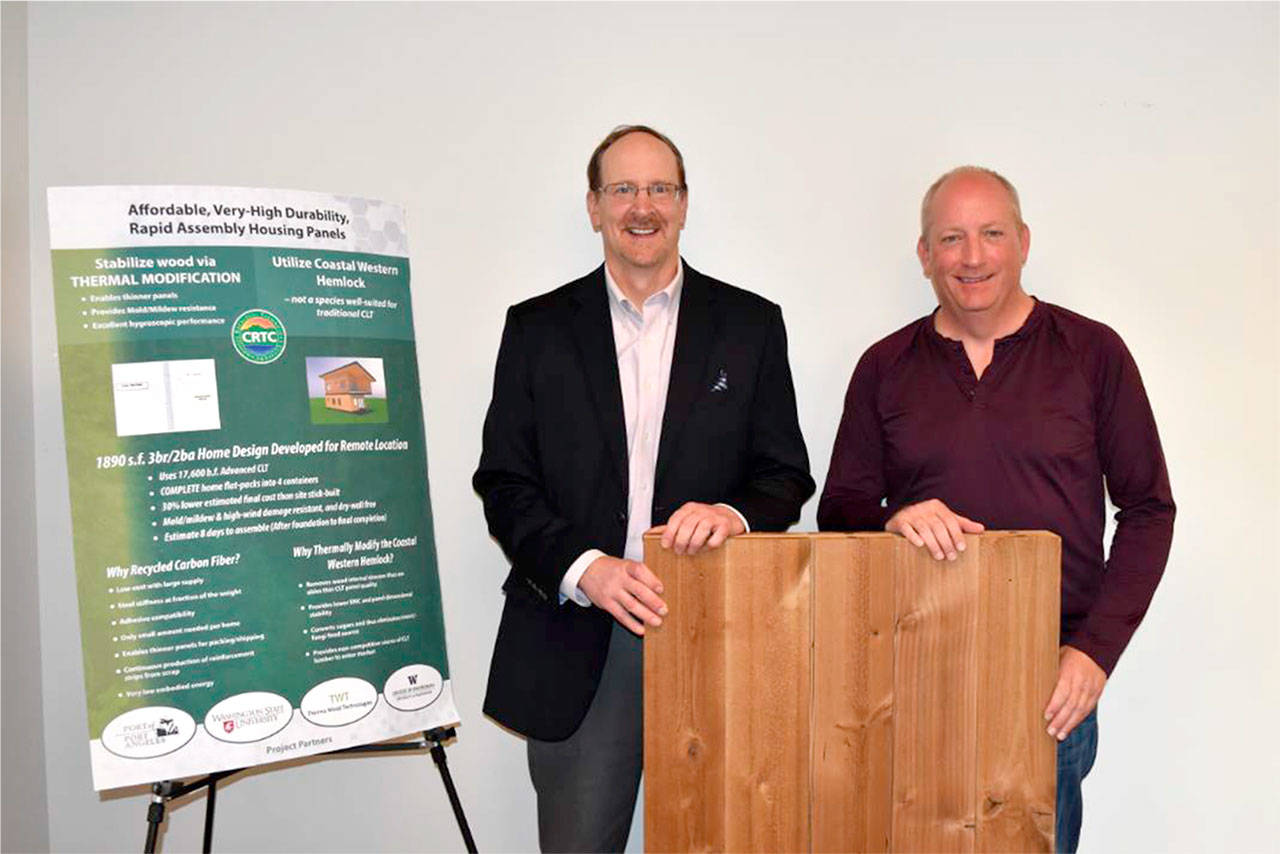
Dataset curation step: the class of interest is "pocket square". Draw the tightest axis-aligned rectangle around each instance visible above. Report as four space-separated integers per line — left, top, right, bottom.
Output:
710 368 729 393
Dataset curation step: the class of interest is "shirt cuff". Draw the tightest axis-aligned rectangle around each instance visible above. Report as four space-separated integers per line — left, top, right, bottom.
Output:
715 503 750 533
560 549 604 607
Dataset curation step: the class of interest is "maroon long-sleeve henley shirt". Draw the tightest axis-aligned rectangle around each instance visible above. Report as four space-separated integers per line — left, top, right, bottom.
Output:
817 300 1175 675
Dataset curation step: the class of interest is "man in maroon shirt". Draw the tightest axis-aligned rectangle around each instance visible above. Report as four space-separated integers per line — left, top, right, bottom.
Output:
818 166 1174 853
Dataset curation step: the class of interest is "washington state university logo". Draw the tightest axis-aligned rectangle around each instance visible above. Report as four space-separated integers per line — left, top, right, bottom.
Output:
223 720 236 734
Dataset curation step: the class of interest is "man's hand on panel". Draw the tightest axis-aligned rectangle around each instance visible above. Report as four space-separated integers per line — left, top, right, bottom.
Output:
651 501 747 556
577 555 668 636
885 498 985 561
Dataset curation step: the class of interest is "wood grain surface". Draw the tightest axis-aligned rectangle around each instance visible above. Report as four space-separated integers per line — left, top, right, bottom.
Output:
722 536 811 853
890 535 980 853
643 543 728 852
644 532 1059 853
811 535 894 853
974 533 1060 852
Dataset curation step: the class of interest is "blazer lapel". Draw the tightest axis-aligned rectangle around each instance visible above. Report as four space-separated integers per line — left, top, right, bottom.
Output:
655 263 718 485
570 267 628 487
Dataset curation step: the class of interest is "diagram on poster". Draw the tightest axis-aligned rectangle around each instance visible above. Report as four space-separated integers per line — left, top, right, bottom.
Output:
47 186 457 790
111 359 221 437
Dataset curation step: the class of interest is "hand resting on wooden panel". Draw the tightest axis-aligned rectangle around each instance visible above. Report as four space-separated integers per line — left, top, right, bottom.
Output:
650 501 746 556
885 498 986 561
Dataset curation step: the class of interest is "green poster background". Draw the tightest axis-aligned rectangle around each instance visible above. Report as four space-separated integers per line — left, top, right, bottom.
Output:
51 242 450 741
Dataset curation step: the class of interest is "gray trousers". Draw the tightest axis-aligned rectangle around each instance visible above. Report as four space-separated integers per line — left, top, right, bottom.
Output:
527 622 643 853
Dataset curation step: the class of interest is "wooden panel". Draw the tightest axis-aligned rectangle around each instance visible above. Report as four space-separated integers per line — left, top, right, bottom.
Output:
721 536 812 853
645 532 1059 854
975 533 1060 853
811 535 894 853
644 541 728 853
644 535 812 853
891 536 981 853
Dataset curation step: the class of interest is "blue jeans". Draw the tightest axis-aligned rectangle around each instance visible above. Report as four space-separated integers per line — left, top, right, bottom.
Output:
1056 709 1098 853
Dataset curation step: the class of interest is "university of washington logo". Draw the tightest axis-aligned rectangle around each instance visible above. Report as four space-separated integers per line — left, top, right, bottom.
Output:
231 309 287 364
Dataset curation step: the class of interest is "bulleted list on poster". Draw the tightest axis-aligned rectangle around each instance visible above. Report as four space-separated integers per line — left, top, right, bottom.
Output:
47 185 456 790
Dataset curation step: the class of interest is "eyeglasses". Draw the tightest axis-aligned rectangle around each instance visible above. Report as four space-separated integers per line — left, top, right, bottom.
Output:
596 182 684 204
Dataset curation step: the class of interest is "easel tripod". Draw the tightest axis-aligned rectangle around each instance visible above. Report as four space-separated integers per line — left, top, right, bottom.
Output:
141 727 476 853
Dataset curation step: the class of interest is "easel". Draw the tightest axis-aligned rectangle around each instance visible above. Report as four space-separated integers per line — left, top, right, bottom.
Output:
141 727 476 853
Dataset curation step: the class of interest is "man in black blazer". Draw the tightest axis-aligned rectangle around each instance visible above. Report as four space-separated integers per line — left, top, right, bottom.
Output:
474 125 813 852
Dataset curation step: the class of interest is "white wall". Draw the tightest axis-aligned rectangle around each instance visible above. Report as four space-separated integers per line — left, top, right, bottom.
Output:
3 3 52 852
10 2 1277 851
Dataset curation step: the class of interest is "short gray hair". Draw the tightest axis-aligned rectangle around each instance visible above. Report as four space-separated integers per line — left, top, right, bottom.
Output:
920 166 1022 239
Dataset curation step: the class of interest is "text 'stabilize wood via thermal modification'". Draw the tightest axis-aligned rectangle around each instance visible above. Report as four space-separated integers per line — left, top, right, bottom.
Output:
643 532 1060 854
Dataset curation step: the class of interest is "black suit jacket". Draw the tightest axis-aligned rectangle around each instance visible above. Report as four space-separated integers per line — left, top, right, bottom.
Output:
474 261 814 740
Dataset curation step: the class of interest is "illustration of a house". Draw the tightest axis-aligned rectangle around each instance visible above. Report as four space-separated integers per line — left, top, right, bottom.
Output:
319 361 377 412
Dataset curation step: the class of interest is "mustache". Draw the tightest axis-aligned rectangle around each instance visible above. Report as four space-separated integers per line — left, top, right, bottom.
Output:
623 216 662 229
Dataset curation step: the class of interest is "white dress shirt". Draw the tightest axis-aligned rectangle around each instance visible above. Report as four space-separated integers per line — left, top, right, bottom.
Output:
559 261 747 606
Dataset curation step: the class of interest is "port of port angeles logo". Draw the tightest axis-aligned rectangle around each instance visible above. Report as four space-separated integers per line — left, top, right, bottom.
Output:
231 309 286 364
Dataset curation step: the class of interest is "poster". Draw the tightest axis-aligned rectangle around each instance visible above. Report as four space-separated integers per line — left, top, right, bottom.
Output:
47 186 457 790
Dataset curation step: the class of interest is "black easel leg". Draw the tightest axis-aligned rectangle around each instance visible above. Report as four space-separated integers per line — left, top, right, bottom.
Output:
137 735 471 852
202 777 218 854
144 782 171 854
425 730 477 853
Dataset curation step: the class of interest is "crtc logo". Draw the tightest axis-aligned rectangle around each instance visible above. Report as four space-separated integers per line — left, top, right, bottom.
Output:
231 309 287 364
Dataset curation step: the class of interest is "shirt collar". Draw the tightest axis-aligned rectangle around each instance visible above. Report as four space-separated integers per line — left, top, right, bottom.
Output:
927 295 1045 347
604 258 684 315
999 296 1045 342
